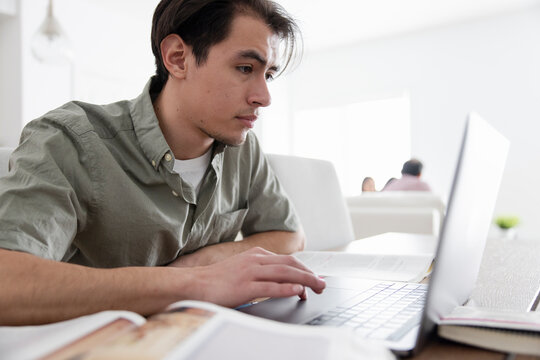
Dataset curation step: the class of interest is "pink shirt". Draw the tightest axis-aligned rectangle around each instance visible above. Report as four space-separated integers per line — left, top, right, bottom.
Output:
382 174 431 192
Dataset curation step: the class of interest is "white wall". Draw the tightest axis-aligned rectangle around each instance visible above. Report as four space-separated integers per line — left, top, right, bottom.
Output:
0 0 15 15
0 0 22 147
2 0 157 146
20 0 157 124
280 7 540 239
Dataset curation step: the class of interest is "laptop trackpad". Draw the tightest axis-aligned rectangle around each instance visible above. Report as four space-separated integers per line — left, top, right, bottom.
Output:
238 286 359 324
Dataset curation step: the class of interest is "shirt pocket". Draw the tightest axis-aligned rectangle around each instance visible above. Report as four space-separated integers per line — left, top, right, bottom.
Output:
209 208 248 244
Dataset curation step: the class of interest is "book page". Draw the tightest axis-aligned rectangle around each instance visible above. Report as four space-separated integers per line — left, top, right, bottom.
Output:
7 301 394 360
188 321 332 359
0 311 145 360
70 306 217 360
439 306 540 332
438 324 540 356
163 300 396 360
295 251 433 282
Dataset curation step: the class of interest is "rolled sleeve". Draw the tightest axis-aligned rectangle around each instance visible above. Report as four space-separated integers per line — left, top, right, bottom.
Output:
0 117 93 261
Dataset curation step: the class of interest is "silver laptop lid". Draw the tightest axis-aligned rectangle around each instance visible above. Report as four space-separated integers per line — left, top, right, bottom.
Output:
416 113 510 348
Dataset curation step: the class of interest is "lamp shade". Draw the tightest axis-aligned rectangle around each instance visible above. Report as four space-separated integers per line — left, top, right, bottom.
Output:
31 0 72 65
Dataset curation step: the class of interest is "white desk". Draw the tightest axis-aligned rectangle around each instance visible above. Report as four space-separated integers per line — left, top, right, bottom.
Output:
338 232 540 359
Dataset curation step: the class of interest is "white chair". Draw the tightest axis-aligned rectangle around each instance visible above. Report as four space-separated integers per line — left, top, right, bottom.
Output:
266 154 355 251
0 147 13 177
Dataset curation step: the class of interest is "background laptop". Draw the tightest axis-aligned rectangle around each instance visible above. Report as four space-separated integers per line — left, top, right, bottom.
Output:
239 113 510 356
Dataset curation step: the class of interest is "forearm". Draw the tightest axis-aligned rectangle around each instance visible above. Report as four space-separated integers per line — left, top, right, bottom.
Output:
0 247 326 326
0 249 196 325
172 229 305 267
238 229 305 255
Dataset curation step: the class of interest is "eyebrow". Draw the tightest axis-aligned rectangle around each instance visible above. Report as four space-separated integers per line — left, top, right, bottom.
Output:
236 50 280 73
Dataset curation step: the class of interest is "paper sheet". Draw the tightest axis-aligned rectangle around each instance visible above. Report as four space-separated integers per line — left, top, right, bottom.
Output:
295 251 433 282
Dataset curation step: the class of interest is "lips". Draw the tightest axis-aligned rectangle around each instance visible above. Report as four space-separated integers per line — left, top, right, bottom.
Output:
236 114 257 128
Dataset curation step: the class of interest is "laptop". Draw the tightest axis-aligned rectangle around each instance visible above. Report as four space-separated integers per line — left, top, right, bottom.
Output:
239 113 510 356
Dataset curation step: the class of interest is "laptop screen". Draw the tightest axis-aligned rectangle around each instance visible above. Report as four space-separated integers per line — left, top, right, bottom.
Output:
418 113 510 346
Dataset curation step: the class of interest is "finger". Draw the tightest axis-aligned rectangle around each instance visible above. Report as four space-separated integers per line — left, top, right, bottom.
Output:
298 286 308 301
256 253 316 274
247 282 307 300
251 264 326 293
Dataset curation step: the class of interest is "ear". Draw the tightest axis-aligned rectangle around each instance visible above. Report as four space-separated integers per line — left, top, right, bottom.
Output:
160 34 191 79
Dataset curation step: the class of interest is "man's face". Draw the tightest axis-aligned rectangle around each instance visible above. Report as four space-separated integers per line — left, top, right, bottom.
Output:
181 15 279 146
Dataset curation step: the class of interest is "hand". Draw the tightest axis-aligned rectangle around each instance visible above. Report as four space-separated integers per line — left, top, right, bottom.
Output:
189 247 326 308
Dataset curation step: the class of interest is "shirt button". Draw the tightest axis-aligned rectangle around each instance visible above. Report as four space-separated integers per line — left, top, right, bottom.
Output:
151 160 156 167
172 190 179 197
165 153 173 162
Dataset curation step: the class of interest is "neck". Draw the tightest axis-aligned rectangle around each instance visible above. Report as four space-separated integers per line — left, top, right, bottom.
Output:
153 79 214 160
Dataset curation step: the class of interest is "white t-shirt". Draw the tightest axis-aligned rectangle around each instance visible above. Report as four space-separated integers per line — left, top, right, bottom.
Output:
172 148 212 195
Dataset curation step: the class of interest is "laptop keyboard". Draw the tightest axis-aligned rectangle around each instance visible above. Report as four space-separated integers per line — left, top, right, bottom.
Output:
306 282 427 341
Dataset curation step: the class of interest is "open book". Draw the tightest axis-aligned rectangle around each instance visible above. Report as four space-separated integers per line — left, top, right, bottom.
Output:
437 306 540 356
294 251 433 283
0 301 395 360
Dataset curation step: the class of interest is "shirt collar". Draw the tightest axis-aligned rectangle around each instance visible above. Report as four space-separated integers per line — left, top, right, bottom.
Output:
129 77 229 172
129 78 172 171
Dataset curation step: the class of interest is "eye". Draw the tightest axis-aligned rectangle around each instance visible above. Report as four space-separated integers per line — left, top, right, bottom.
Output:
265 72 275 82
237 65 253 74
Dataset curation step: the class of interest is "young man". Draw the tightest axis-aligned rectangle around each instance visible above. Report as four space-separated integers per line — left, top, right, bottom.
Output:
0 0 326 325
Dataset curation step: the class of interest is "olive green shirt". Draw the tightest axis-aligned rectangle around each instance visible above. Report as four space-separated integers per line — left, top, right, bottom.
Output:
0 79 299 267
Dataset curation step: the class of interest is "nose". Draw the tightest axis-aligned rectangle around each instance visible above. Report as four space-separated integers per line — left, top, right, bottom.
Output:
247 77 272 108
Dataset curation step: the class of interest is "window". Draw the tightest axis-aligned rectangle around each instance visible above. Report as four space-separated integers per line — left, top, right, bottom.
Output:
290 94 411 195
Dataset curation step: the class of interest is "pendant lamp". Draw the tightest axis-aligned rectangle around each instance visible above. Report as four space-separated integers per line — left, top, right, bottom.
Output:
31 0 72 65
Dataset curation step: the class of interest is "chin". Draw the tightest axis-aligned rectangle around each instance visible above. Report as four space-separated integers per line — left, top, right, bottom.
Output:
213 130 249 147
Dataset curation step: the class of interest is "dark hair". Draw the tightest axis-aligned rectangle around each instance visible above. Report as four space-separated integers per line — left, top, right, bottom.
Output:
151 0 300 92
401 159 423 176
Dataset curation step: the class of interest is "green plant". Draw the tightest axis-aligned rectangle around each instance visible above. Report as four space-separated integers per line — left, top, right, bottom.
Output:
495 215 520 229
